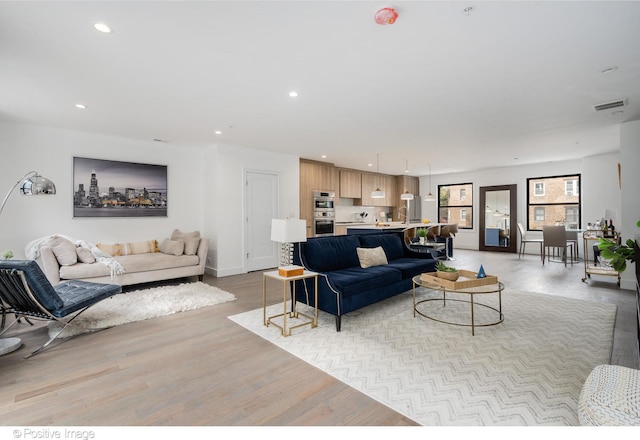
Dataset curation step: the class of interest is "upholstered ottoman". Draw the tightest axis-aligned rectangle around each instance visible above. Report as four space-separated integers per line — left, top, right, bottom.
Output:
578 364 640 426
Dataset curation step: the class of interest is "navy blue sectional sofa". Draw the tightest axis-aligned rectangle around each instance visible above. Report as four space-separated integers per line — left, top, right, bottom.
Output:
292 231 437 331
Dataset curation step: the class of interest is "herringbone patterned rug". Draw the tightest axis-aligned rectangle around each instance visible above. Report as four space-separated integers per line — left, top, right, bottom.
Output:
228 289 616 426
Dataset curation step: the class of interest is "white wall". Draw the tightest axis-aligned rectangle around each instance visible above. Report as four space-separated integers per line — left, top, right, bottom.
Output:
204 143 300 277
620 120 640 289
0 121 299 279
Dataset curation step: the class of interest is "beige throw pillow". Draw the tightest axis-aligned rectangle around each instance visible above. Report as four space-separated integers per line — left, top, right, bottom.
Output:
171 229 201 255
159 238 185 256
48 236 77 266
76 247 96 264
356 246 388 269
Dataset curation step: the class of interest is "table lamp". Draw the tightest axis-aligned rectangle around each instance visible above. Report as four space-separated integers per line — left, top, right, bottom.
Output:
271 218 307 277
0 171 56 356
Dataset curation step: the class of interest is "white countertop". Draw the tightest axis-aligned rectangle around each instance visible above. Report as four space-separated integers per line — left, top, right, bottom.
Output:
346 222 431 230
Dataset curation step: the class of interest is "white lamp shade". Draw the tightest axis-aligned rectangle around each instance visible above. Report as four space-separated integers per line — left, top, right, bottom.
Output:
400 191 414 200
424 192 436 202
271 219 307 243
371 188 385 198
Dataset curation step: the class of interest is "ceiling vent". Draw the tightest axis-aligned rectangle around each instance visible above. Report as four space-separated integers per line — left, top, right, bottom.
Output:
593 99 627 112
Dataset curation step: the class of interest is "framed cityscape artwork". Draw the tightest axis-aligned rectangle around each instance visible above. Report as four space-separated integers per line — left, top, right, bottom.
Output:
73 157 168 218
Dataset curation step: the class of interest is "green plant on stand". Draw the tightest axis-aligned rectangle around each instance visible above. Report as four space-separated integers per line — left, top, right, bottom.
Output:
1 249 13 260
416 227 428 244
596 219 640 272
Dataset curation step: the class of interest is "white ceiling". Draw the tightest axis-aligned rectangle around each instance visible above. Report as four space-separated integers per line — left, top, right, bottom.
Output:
1 1 639 176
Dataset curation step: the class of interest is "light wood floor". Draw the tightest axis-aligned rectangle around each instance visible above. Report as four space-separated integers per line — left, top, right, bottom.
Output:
0 249 637 426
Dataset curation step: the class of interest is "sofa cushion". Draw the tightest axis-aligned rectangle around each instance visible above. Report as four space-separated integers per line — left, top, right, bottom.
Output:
171 229 201 255
159 238 184 256
358 233 405 261
76 247 96 264
60 253 199 280
49 236 77 266
325 266 402 297
385 257 437 279
356 246 388 268
302 235 361 272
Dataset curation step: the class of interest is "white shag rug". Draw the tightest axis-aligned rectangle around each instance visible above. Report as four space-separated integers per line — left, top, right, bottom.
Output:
49 281 236 338
229 289 616 426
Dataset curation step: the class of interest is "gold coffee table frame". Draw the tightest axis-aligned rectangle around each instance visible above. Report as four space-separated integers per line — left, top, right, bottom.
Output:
263 270 318 336
412 275 504 335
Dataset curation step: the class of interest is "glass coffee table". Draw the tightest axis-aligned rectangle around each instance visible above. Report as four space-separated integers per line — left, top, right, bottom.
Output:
412 274 504 335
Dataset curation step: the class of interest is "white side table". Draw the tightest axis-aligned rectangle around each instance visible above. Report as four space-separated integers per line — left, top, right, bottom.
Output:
263 270 318 336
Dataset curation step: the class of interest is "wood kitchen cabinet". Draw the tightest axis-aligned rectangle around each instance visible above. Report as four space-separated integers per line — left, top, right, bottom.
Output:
395 175 420 206
339 169 362 198
358 173 395 207
300 159 338 237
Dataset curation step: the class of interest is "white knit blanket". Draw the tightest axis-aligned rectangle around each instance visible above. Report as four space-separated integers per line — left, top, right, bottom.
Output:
25 235 125 279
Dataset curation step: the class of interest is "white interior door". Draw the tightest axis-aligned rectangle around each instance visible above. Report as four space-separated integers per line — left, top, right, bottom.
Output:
245 171 279 272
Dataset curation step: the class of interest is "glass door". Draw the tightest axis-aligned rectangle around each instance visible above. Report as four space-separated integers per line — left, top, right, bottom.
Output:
479 184 517 253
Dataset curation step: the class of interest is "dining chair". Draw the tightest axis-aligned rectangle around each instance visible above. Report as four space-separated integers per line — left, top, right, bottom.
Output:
565 229 579 261
542 225 575 266
517 223 543 261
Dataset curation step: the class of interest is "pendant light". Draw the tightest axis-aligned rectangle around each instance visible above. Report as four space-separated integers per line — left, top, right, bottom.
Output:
424 163 436 202
401 160 414 201
371 153 385 199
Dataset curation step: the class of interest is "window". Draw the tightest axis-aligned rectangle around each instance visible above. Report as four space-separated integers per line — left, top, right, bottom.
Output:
527 174 581 230
565 179 579 196
438 183 473 229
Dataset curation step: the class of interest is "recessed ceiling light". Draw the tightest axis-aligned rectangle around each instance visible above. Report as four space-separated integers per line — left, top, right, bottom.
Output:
601 66 618 74
75 104 87 109
215 130 222 135
321 154 327 159
368 163 373 167
288 91 298 98
94 23 112 33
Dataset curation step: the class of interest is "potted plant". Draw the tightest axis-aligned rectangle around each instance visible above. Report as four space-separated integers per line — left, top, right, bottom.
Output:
416 227 427 245
597 219 640 272
436 261 459 281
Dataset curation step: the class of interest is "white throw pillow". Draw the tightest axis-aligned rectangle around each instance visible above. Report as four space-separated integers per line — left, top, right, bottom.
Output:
356 246 388 269
48 236 77 266
170 229 200 255
159 238 185 256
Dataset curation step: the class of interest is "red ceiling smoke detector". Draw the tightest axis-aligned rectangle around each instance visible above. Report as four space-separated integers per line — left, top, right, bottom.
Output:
374 7 399 25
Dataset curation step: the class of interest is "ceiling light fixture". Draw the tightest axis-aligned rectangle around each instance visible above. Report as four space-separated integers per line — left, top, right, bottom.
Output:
74 104 87 109
288 91 298 98
215 130 222 135
93 23 112 33
464 6 474 15
404 159 409 174
371 153 385 199
601 66 618 74
425 164 436 202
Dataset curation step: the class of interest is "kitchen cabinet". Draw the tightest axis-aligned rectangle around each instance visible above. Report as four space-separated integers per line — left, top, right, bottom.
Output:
394 176 419 205
300 159 338 237
334 224 348 236
358 173 395 207
339 169 362 198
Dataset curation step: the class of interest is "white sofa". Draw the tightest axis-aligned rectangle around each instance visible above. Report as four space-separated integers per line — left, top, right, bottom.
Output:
36 232 208 286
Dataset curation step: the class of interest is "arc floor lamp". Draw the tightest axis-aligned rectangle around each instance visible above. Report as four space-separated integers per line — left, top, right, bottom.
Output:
0 171 56 355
